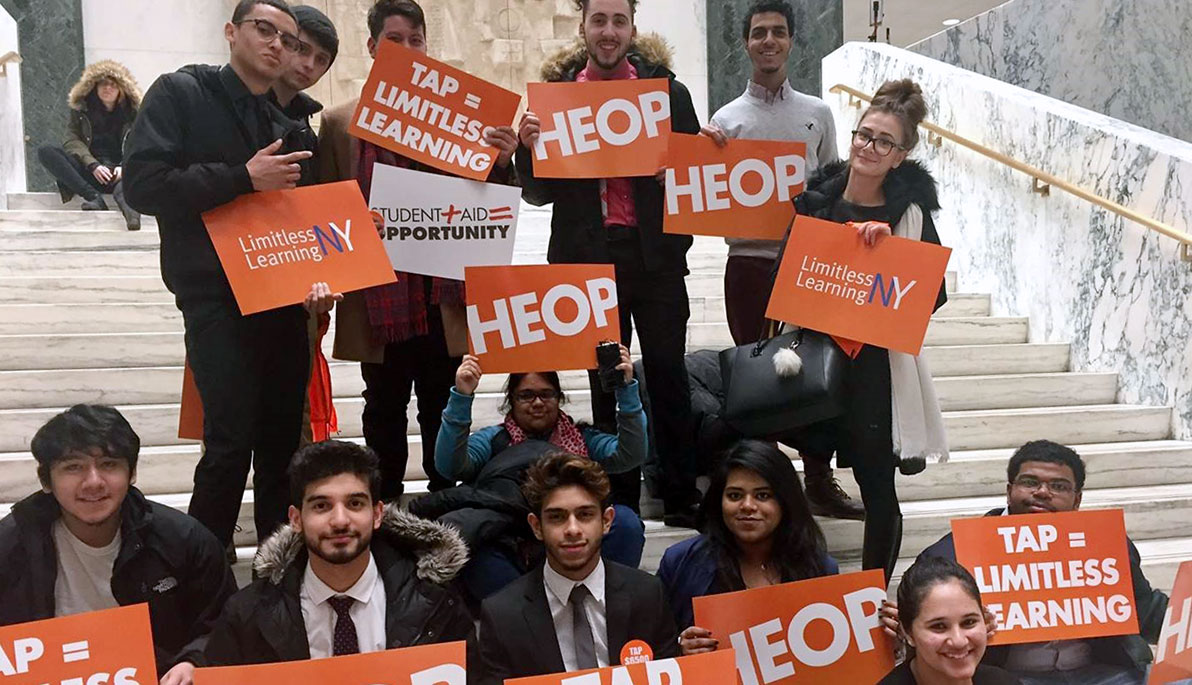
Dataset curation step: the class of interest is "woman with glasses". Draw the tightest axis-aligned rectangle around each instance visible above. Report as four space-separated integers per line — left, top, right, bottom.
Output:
421 346 647 601
772 78 949 586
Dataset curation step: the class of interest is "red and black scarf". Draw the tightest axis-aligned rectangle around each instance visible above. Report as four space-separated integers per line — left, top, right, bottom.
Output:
502 412 589 457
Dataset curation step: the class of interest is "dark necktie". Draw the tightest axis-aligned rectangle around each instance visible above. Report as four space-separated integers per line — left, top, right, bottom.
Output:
328 595 359 656
569 584 598 669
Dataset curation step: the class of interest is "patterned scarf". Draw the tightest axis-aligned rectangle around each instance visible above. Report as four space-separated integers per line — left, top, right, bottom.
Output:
502 411 589 457
357 140 465 345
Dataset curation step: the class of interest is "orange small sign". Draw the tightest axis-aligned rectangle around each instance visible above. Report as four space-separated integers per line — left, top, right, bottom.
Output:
527 79 672 178
201 181 397 315
664 133 804 239
1150 560 1192 684
178 359 203 441
349 40 522 180
464 264 620 374
195 641 465 685
765 215 951 355
619 639 653 665
952 509 1139 645
692 570 895 685
0 604 157 684
505 650 737 685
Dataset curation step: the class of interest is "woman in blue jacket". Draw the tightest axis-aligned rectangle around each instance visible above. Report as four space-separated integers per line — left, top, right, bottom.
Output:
659 440 838 651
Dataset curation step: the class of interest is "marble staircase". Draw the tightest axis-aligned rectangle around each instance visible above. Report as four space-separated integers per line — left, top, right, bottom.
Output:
1 195 1188 592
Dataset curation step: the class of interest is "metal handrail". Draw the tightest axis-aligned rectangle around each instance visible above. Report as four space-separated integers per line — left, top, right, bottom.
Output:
0 51 20 77
830 83 1192 262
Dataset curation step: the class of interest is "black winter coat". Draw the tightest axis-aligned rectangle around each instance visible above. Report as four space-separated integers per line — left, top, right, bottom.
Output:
203 506 476 667
0 488 236 675
123 64 314 304
514 37 699 274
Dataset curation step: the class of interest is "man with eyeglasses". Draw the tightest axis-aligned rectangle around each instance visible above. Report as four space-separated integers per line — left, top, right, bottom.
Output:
124 0 339 552
881 440 1168 685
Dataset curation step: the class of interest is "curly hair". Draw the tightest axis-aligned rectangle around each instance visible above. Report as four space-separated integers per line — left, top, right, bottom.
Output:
522 452 610 514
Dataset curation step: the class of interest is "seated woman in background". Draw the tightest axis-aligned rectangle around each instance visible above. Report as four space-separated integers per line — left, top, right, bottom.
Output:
427 346 646 600
879 556 1017 684
658 440 838 651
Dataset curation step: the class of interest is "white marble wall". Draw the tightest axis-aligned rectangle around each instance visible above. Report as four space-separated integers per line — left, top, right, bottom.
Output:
910 0 1192 143
0 5 23 206
822 42 1192 438
635 0 708 124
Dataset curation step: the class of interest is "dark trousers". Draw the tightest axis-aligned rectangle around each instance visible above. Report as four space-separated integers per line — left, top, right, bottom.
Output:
590 262 698 512
724 255 777 346
181 299 309 547
361 308 458 499
37 144 115 199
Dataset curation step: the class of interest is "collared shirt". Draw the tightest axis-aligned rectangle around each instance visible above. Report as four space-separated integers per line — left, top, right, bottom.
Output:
218 64 274 149
300 553 387 659
543 559 609 670
745 78 787 105
576 61 639 229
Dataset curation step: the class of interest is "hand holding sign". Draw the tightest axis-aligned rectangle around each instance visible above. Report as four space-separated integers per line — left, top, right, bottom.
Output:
455 354 483 395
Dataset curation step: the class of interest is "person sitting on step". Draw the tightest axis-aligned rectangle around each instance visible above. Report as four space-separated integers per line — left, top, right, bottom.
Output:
37 60 142 230
0 404 236 685
880 440 1169 685
426 347 647 602
659 439 839 650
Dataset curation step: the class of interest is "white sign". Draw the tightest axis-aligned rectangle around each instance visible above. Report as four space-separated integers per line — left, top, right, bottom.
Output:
368 164 520 279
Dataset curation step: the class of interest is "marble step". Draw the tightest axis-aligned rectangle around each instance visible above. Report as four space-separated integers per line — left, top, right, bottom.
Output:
4 276 175 304
0 210 158 233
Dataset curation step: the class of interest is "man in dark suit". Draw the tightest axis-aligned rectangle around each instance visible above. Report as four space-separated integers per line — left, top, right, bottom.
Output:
476 453 679 683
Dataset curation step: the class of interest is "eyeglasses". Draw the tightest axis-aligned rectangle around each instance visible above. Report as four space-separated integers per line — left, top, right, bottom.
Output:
1011 476 1076 494
235 18 302 53
851 129 905 157
514 389 561 404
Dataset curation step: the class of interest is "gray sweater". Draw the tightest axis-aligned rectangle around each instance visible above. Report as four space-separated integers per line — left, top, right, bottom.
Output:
710 80 839 260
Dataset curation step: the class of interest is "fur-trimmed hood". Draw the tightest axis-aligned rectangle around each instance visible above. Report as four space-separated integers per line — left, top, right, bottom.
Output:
68 60 142 111
252 504 469 586
540 32 675 82
800 158 941 217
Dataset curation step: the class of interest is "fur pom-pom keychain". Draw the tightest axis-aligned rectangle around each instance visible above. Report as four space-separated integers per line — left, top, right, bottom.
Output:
772 345 803 378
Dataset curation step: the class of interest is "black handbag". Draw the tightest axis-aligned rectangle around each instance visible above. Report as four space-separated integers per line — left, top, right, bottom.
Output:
719 325 847 438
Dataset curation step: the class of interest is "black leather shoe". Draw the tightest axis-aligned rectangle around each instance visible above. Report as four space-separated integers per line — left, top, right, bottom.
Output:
804 470 867 520
663 502 700 529
80 195 108 211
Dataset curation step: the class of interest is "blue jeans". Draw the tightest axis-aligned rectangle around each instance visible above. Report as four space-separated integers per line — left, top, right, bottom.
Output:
1015 664 1146 685
461 504 646 601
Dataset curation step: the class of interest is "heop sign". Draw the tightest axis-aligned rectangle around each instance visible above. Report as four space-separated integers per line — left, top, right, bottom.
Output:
464 264 619 374
194 641 464 685
663 133 805 240
202 181 397 315
350 40 522 181
765 215 951 355
692 570 895 685
1150 560 1192 684
504 649 737 685
527 79 671 178
952 509 1139 645
369 164 519 280
0 604 156 685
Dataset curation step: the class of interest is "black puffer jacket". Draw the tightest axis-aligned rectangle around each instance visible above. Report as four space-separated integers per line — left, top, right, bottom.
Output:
203 505 475 667
514 35 700 274
0 488 236 676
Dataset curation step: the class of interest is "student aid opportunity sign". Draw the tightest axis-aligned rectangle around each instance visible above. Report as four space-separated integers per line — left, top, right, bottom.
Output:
195 641 465 685
0 604 156 685
201 181 397 315
765 215 951 355
692 570 894 685
350 41 522 181
952 509 1139 645
369 165 519 280
505 650 737 685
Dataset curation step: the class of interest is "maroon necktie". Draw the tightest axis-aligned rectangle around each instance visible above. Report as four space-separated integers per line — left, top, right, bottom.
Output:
328 596 360 656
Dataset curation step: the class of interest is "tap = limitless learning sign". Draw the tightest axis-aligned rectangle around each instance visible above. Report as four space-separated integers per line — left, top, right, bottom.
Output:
0 604 157 684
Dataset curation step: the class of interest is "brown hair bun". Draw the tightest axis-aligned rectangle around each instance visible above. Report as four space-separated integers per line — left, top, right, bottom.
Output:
864 78 928 150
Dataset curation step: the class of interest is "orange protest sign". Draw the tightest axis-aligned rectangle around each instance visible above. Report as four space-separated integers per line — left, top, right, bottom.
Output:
179 359 203 440
505 649 737 685
765 215 951 355
1151 561 1192 684
692 569 894 685
952 509 1139 645
663 133 804 239
527 79 671 178
0 604 156 684
201 181 397 315
465 264 619 374
349 40 522 180
195 641 465 685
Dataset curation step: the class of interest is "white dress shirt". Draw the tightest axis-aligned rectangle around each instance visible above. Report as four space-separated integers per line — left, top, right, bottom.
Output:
300 553 387 659
543 559 609 670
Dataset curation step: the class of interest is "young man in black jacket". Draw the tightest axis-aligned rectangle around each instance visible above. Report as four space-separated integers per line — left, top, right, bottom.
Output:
0 405 236 685
476 453 679 684
123 0 337 549
203 441 475 666
515 0 703 528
